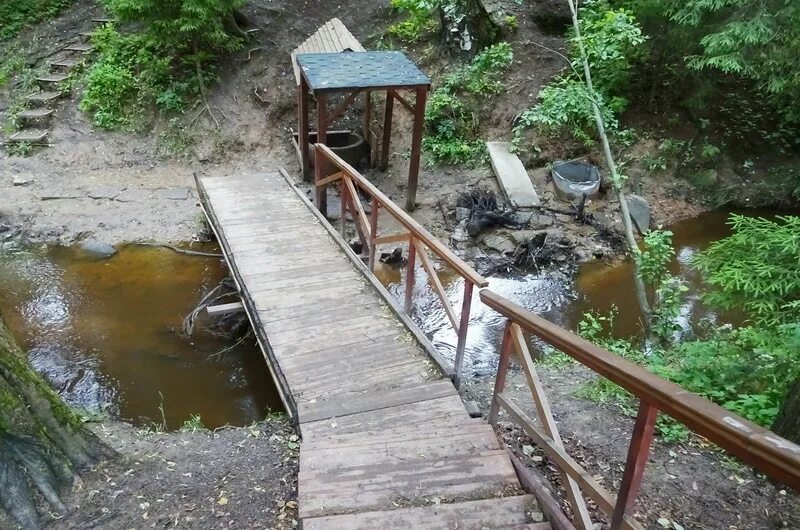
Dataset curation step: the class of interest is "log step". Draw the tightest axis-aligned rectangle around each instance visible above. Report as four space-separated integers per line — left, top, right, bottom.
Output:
26 91 61 105
36 73 70 84
17 109 55 120
64 43 92 53
8 130 48 143
91 18 116 24
51 58 78 69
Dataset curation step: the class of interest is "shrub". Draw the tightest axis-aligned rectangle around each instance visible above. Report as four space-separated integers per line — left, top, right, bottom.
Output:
0 0 72 41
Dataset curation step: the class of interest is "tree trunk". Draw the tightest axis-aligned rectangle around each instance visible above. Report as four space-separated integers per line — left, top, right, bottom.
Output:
0 314 112 529
438 0 499 56
773 378 800 444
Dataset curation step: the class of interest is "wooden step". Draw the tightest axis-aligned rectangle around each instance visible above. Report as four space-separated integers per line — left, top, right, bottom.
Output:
26 91 61 105
91 17 116 24
36 73 69 84
302 495 548 529
78 31 93 38
8 130 48 143
17 109 55 120
64 43 92 53
50 58 78 69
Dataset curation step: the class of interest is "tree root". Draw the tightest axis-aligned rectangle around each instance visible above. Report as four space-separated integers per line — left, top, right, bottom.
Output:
133 242 223 258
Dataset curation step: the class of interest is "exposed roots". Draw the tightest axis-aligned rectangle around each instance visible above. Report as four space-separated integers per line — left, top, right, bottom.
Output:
182 278 239 338
457 188 522 237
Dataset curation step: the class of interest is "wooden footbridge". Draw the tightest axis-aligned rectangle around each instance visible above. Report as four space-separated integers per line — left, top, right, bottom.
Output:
197 163 550 528
197 144 800 529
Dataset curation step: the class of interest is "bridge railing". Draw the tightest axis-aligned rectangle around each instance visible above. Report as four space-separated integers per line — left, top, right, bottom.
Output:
314 143 488 386
480 289 800 530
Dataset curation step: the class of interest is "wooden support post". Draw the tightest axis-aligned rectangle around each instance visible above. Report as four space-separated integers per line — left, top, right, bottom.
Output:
363 89 372 144
380 90 394 171
404 236 416 314
299 77 311 181
339 179 348 238
453 281 474 388
315 93 328 216
488 321 513 425
406 86 427 212
611 401 657 530
368 197 379 271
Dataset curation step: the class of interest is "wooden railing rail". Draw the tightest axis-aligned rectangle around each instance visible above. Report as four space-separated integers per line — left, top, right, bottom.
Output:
480 288 800 530
315 143 488 385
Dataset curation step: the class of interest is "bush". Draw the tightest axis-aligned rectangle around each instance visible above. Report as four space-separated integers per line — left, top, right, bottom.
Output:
423 42 513 164
0 0 72 41
388 0 438 42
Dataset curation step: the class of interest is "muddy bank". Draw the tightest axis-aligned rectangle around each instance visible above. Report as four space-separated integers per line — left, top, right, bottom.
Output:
0 419 299 530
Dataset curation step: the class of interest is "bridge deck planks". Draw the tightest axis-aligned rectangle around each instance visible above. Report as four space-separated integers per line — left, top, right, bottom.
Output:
197 172 548 529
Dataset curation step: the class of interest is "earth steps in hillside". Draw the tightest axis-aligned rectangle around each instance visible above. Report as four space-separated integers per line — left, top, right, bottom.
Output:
64 43 92 53
25 91 62 106
8 130 49 143
17 108 55 122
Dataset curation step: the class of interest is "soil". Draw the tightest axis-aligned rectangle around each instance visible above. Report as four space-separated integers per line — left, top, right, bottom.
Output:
0 419 299 530
463 365 800 530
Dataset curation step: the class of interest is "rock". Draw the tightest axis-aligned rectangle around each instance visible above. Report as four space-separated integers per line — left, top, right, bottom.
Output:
455 207 471 222
486 141 541 208
79 239 117 258
464 400 482 418
480 232 516 255
115 188 151 203
12 176 32 186
626 194 651 235
511 210 553 229
451 219 471 243
160 187 191 201
509 228 564 246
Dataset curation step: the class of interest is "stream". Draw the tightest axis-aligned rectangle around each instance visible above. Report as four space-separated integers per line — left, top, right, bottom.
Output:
0 243 282 430
0 208 787 429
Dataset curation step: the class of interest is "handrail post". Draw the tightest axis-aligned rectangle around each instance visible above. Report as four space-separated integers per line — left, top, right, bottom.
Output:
488 321 513 425
314 138 326 217
339 175 348 237
453 281 474 388
611 400 657 530
404 237 417 314
368 197 379 271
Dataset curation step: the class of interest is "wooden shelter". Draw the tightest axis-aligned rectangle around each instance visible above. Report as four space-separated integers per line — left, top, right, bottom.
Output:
295 44 430 213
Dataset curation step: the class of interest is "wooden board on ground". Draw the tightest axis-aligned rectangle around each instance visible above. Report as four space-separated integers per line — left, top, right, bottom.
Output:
17 109 54 120
196 171 549 529
291 18 365 85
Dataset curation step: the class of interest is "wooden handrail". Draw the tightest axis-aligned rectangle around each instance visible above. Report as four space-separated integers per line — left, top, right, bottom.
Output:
315 143 488 288
480 288 800 490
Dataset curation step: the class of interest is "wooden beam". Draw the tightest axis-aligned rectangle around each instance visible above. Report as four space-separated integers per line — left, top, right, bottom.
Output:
496 393 644 530
299 78 311 180
326 89 363 126
394 91 415 114
315 93 328 216
343 175 371 239
207 301 244 316
372 232 409 245
406 86 427 211
413 239 459 331
510 324 593 530
380 90 394 170
507 450 578 530
315 171 345 188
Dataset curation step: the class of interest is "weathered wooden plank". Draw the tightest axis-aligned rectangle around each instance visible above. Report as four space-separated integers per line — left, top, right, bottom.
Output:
303 495 542 530
298 451 521 518
299 387 462 434
298 381 456 424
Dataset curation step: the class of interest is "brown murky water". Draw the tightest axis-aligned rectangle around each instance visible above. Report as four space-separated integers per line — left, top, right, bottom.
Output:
374 208 790 378
0 243 282 430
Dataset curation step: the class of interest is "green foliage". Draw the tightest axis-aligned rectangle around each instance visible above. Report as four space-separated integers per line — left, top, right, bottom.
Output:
388 0 438 42
424 42 513 164
513 0 643 147
504 15 518 32
0 45 26 87
575 311 800 441
82 0 243 129
694 215 800 325
0 0 72 41
180 414 205 432
664 0 800 124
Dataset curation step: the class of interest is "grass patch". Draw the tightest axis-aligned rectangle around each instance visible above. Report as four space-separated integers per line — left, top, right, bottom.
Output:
0 0 73 41
423 42 514 165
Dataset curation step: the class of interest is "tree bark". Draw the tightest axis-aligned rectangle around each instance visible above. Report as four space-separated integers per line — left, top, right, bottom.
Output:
773 378 800 444
565 0 652 331
438 0 499 56
0 314 111 529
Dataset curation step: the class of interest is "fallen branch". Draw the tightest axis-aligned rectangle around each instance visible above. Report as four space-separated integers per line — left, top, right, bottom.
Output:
133 242 223 258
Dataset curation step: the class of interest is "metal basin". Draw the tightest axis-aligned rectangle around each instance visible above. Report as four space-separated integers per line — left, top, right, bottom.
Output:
551 161 601 203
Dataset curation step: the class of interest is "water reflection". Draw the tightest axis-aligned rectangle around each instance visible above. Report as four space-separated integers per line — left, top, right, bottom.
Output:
0 243 282 429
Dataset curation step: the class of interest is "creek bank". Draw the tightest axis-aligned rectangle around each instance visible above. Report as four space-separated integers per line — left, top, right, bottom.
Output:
0 419 299 530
